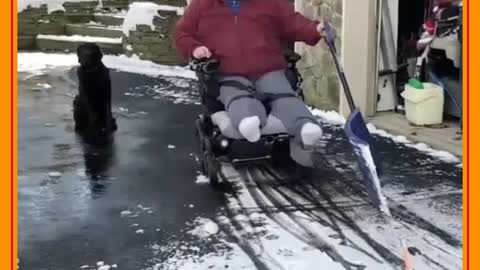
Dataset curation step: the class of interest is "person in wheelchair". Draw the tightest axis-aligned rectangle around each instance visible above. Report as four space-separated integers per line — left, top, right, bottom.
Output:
175 0 333 161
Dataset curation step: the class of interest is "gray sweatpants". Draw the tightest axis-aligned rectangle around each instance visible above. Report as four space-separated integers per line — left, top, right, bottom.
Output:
218 70 318 144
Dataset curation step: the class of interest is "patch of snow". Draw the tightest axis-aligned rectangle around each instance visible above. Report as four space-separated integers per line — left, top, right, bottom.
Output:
122 2 184 36
408 142 460 163
167 144 176 149
126 44 133 51
97 261 104 266
188 204 194 208
36 83 52 89
195 174 210 185
87 20 103 26
18 0 96 13
366 122 461 164
137 204 151 211
48 171 62 178
188 217 219 238
38 19 50 23
136 229 145 234
37 34 122 44
18 53 196 79
153 240 255 270
310 108 346 125
311 109 461 164
120 210 133 217
79 265 89 269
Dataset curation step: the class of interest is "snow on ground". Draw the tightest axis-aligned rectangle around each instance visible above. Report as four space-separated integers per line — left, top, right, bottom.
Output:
19 52 461 269
195 174 210 185
188 217 219 238
37 34 122 44
17 52 195 79
36 83 52 89
310 108 462 164
122 2 184 37
18 0 96 13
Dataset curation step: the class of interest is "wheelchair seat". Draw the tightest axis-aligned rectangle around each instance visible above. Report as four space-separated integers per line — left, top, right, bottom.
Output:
191 50 303 139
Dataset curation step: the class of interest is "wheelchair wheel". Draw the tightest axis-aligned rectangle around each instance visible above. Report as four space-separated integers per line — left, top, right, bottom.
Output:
203 150 220 187
271 140 295 168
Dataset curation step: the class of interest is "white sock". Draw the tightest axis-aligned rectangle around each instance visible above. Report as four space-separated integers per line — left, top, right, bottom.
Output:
301 122 323 146
238 116 261 142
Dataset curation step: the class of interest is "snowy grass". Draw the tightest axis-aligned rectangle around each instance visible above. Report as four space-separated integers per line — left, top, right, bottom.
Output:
17 52 195 79
37 34 122 44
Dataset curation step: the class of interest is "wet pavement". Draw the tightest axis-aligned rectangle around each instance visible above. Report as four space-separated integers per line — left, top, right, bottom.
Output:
18 66 463 270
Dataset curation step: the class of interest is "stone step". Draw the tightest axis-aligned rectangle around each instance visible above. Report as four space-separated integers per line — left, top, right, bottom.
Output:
100 0 129 9
94 14 125 26
18 36 36 50
36 34 123 54
65 23 123 38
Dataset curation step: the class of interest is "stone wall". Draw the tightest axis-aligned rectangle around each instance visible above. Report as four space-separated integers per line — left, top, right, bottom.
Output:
123 9 181 64
17 2 98 50
129 0 186 7
18 6 66 50
295 0 342 111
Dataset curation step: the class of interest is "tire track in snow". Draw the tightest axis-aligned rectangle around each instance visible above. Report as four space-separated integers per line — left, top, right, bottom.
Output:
263 166 404 267
312 153 462 269
239 167 365 270
259 165 389 266
217 168 285 270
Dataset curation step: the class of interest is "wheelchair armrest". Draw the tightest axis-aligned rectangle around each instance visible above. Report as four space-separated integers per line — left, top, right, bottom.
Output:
283 50 301 64
189 58 221 75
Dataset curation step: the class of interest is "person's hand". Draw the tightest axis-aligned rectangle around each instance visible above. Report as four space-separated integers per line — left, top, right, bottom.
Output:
318 21 336 45
192 46 212 59
316 22 325 36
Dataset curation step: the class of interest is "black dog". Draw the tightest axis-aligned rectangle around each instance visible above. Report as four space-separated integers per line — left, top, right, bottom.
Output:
74 43 117 143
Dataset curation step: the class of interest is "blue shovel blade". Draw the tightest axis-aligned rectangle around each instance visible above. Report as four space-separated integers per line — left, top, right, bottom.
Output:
344 109 391 215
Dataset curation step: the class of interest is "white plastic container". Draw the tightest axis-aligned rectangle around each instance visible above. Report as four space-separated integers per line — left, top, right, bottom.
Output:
401 82 444 125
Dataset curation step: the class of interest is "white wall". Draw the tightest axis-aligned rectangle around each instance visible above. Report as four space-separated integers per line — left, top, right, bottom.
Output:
340 0 379 116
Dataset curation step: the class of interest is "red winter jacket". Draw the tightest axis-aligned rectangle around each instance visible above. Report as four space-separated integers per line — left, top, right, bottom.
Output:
175 0 322 79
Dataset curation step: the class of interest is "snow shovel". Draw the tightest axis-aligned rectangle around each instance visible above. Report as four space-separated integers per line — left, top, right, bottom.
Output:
323 23 391 216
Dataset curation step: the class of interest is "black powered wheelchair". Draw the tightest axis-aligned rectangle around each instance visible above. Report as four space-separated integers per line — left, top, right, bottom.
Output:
191 51 305 186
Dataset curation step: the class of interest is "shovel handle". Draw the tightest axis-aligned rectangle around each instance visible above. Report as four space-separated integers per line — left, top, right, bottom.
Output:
323 23 356 112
